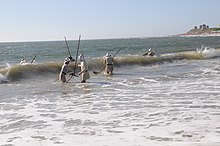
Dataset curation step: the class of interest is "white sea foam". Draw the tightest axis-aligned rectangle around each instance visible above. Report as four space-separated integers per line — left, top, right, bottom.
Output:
0 63 11 83
1 54 220 146
0 73 8 83
197 46 220 58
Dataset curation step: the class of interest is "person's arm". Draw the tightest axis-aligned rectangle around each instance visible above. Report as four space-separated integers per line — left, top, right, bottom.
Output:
103 57 106 65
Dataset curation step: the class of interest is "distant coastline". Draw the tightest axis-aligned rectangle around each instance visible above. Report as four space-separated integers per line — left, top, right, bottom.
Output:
177 24 220 37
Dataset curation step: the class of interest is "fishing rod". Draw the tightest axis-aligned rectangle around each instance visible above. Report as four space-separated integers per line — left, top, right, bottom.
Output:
66 35 81 83
74 35 81 75
64 36 72 58
30 55 37 64
93 48 121 74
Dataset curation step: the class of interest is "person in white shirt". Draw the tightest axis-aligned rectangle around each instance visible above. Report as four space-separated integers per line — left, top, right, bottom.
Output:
20 58 27 65
143 48 156 57
78 54 90 83
103 52 114 75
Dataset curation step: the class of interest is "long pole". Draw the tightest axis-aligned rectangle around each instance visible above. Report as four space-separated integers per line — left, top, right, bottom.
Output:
74 35 81 75
30 55 37 64
66 35 81 82
64 36 71 57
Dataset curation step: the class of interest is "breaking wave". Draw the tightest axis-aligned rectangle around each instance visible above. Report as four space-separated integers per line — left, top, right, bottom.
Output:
0 49 219 82
196 46 220 58
0 62 63 82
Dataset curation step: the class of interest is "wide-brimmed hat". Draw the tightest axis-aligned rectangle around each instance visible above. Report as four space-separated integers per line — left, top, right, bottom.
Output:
105 52 111 57
68 56 75 62
64 58 70 64
79 54 85 61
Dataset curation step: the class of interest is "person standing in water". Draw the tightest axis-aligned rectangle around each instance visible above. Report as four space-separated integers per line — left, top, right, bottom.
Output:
20 58 27 65
143 48 156 57
59 58 72 83
103 52 114 75
78 54 90 83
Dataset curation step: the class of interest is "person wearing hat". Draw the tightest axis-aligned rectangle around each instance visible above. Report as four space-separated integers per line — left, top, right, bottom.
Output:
143 48 156 57
103 52 114 75
20 58 27 65
78 54 90 83
59 58 71 83
66 55 75 62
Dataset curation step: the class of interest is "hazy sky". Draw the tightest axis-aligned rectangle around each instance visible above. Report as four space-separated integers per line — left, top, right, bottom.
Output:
0 0 220 42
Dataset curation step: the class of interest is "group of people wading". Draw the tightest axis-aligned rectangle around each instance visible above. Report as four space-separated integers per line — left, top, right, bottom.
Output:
58 37 157 83
19 36 155 83
19 43 155 84
59 53 114 83
58 52 114 83
59 54 90 83
58 47 156 83
58 35 119 83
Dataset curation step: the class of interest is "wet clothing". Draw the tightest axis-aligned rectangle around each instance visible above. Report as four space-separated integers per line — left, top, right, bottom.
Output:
104 56 114 75
20 60 27 65
148 51 156 56
59 63 70 82
143 51 156 57
78 60 90 82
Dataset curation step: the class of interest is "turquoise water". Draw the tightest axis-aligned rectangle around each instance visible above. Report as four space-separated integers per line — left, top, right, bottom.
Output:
0 37 220 146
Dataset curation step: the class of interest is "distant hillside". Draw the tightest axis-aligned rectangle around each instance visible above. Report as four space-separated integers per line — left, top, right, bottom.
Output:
179 24 220 36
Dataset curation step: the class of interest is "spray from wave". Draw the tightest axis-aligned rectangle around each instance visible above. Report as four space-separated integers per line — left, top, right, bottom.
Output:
196 46 220 58
0 73 8 84
0 63 11 83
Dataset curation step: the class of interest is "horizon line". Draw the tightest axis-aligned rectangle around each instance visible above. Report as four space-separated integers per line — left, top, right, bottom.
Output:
0 35 171 43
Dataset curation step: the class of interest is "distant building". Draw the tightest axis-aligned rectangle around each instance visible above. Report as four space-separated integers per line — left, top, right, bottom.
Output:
198 24 209 30
201 24 206 30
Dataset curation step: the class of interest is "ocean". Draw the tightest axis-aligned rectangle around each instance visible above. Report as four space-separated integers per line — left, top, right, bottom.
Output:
0 36 220 146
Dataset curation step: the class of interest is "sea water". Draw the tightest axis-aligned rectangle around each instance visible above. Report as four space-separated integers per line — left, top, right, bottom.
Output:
0 37 220 146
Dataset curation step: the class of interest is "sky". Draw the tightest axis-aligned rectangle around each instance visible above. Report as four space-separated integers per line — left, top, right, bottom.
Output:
0 0 220 42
